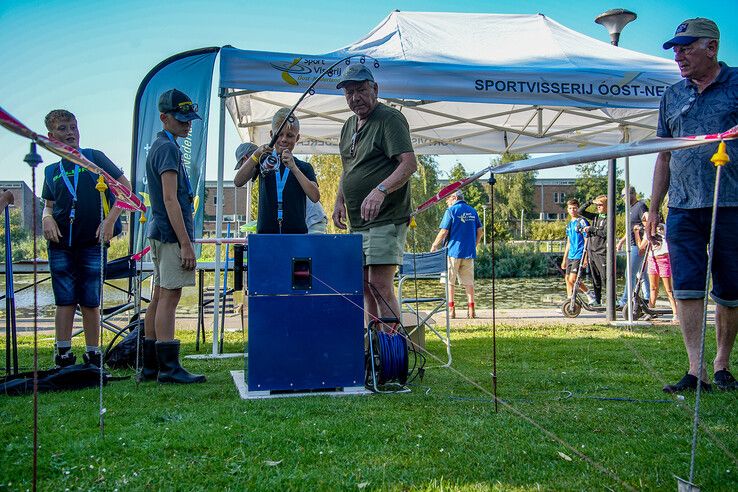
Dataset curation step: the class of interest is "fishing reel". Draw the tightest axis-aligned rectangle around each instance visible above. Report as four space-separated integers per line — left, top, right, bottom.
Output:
259 149 281 176
575 218 588 233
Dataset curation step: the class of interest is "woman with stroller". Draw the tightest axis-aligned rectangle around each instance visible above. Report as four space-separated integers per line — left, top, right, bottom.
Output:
635 212 678 322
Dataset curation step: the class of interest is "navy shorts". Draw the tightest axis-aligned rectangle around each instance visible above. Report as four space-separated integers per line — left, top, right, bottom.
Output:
666 207 738 307
566 258 582 275
48 245 105 307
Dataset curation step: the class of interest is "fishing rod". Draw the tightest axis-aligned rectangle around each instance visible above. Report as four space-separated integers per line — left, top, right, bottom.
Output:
259 55 380 173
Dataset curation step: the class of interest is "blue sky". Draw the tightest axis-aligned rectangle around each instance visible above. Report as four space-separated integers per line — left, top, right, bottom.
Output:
1 0 736 196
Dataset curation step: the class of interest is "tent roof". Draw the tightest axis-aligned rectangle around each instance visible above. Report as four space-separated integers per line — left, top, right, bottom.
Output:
221 11 680 155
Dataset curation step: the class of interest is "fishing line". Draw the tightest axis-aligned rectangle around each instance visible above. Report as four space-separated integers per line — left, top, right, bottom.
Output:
310 271 635 491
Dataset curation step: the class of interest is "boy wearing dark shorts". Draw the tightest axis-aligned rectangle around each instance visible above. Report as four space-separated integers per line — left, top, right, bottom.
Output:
561 198 595 303
41 110 129 367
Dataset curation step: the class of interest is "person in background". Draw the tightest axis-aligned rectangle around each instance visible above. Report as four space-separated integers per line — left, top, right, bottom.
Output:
648 17 738 392
306 198 328 233
579 195 607 306
561 198 595 303
635 212 678 322
617 186 649 309
0 190 14 210
430 190 482 318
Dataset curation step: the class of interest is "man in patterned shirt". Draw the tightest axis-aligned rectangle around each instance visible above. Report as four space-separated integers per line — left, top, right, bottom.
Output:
647 18 738 393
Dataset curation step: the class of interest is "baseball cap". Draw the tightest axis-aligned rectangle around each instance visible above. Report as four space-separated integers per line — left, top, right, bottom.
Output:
271 108 299 132
336 64 375 89
158 89 201 122
663 18 719 49
234 142 258 170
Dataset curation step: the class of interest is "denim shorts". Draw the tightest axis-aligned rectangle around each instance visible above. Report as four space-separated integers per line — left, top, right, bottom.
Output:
666 207 738 306
48 245 104 307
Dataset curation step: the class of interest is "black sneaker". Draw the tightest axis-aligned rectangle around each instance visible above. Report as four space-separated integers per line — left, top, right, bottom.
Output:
83 351 102 368
55 353 77 368
713 369 738 391
663 373 712 394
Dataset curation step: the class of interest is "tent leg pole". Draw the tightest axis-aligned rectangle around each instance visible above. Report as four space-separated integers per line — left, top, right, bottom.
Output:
606 158 617 321
212 90 226 356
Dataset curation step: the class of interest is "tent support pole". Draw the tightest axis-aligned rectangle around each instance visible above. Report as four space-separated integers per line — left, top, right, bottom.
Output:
212 90 226 356
606 158 617 321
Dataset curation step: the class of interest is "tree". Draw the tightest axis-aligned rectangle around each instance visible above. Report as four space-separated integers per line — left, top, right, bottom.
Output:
408 155 443 252
490 153 537 238
306 154 344 234
574 162 625 212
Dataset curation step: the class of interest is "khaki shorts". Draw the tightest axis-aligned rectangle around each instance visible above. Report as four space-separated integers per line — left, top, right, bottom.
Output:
448 257 475 286
149 238 196 290
357 222 408 266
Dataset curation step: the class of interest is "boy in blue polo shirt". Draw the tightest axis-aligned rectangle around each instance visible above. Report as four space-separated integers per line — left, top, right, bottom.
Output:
561 198 596 304
41 109 129 368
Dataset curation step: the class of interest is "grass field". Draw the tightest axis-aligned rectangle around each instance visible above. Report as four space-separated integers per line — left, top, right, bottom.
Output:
0 322 736 491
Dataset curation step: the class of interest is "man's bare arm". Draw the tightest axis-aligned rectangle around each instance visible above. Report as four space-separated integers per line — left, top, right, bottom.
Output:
360 152 417 221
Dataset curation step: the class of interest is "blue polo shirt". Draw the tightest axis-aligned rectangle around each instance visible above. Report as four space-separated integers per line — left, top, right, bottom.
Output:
657 62 738 209
566 217 589 260
439 200 481 259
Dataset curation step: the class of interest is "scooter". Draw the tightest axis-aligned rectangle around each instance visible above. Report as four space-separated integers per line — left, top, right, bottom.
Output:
561 226 606 318
622 234 673 320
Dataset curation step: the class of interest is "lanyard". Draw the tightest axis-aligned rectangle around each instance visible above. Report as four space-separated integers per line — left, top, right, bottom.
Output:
164 131 194 200
274 158 290 230
58 161 79 247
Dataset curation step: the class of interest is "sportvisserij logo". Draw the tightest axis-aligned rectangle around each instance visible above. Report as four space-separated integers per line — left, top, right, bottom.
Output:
269 58 342 86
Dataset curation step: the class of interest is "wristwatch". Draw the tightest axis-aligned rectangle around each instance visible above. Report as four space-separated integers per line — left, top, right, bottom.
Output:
376 183 388 195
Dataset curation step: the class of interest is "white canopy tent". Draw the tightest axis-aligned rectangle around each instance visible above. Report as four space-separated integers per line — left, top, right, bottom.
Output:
221 11 679 156
201 11 681 355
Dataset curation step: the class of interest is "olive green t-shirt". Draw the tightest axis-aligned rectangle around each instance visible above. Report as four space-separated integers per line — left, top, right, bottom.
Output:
339 103 414 231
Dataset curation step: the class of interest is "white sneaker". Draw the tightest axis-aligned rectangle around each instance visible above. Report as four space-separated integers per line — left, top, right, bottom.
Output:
586 292 597 305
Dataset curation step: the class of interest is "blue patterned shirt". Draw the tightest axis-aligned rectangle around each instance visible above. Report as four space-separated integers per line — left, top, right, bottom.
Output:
657 62 738 209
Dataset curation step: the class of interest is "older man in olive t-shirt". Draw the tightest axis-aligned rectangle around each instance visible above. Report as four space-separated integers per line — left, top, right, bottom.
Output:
332 65 417 325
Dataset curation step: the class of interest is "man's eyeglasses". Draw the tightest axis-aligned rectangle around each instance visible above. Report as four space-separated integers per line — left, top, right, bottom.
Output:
350 131 359 158
175 102 198 114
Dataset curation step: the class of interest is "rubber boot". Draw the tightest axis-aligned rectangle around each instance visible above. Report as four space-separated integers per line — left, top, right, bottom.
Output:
55 352 77 368
156 340 206 384
449 302 456 319
468 302 476 319
82 351 102 368
139 339 158 382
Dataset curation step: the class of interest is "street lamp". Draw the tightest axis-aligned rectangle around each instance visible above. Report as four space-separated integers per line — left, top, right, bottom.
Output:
594 8 637 322
595 8 637 46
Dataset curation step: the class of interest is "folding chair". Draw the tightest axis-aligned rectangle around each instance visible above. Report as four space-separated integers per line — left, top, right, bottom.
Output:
397 248 451 367
73 252 151 339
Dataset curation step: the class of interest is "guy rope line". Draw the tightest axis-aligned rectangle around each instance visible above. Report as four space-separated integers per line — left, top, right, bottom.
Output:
309 272 635 491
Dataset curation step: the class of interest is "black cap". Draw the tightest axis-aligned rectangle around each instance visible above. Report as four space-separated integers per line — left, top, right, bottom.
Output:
158 89 201 122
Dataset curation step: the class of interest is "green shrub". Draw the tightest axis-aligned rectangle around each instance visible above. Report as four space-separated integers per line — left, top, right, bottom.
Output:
475 242 552 278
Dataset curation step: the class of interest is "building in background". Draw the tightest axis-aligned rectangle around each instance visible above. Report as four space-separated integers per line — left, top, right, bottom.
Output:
0 181 42 234
202 180 250 235
532 178 576 220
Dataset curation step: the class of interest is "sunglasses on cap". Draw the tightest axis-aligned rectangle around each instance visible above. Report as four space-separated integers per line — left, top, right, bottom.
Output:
173 102 198 114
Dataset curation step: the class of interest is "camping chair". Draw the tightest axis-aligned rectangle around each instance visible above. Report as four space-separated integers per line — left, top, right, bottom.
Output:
73 250 151 339
397 248 452 367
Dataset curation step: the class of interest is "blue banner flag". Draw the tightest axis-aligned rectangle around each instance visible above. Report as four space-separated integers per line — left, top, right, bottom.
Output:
130 47 219 254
